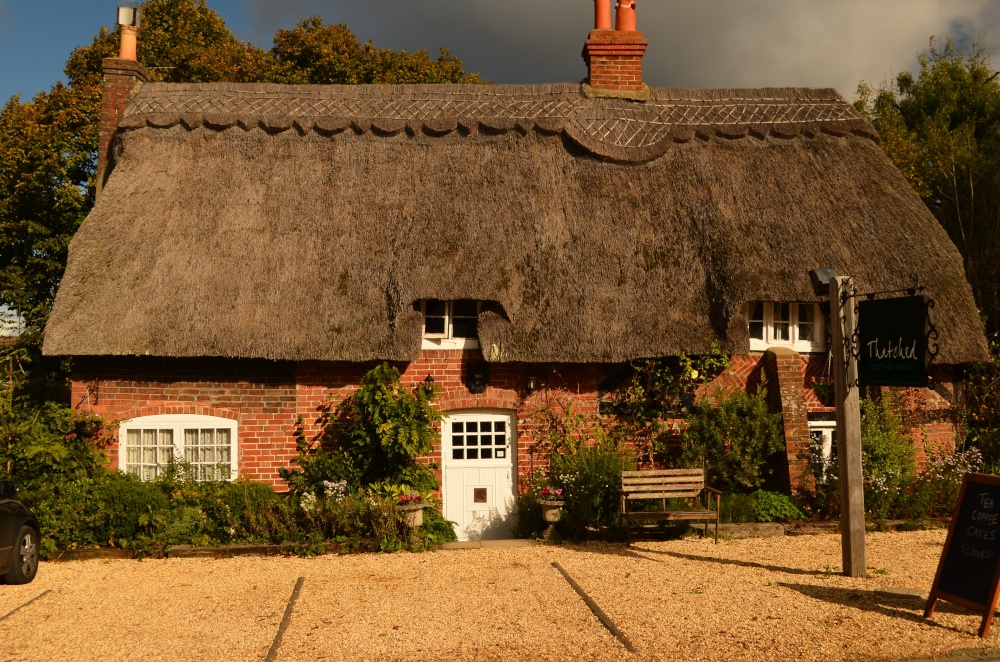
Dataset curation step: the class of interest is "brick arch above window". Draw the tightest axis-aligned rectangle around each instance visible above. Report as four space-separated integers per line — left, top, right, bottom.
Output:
434 391 521 413
115 404 239 423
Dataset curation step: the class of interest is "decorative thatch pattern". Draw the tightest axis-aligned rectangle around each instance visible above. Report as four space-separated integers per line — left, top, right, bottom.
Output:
43 83 989 364
117 83 875 162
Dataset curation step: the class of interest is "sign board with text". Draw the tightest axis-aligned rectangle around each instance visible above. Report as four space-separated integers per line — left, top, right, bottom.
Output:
857 295 929 387
924 473 1000 638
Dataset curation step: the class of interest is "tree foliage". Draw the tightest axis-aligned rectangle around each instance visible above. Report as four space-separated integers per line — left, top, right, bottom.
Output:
281 364 443 495
854 39 1000 334
0 0 484 405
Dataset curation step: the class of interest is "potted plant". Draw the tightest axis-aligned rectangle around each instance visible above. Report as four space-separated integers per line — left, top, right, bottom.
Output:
538 487 565 540
813 379 835 407
395 492 427 528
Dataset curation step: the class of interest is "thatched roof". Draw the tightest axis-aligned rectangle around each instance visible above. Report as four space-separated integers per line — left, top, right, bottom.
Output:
44 83 989 364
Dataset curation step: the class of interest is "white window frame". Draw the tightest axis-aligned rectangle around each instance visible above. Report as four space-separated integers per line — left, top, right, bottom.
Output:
119 414 238 481
419 300 481 350
747 302 825 353
809 420 837 482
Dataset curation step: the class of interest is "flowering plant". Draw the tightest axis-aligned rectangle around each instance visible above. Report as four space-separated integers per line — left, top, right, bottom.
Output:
397 492 423 506
539 487 564 502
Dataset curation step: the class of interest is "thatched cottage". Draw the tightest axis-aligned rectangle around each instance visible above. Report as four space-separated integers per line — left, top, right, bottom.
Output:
44 4 989 539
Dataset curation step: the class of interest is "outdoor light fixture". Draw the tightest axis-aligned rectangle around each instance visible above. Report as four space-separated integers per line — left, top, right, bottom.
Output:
117 5 141 27
809 267 839 297
421 374 435 397
526 375 539 395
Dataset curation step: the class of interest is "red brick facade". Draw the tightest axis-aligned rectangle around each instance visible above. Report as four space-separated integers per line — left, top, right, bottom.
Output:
72 353 603 490
72 348 958 492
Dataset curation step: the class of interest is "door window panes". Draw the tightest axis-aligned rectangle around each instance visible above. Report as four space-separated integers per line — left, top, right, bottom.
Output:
449 417 508 461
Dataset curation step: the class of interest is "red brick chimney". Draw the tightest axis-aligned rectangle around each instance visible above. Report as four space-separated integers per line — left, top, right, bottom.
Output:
582 0 649 101
96 20 149 196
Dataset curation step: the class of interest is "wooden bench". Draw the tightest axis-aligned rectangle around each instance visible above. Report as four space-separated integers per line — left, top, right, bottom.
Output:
620 469 722 544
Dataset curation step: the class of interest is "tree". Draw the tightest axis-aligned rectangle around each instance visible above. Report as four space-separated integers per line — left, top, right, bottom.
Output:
271 17 484 85
0 0 484 405
854 39 1000 335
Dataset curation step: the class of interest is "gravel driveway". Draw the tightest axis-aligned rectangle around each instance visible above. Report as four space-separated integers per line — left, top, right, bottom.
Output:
0 530 997 661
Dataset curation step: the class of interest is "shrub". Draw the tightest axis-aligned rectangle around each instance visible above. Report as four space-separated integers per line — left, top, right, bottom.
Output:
753 490 807 522
719 493 757 524
676 388 785 493
26 472 171 551
550 440 635 539
281 363 442 497
860 396 917 520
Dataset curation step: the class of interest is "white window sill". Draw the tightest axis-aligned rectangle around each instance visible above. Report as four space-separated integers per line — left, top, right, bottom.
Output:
749 340 825 354
421 337 479 350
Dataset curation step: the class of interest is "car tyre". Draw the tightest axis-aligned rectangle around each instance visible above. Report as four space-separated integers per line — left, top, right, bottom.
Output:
4 526 39 585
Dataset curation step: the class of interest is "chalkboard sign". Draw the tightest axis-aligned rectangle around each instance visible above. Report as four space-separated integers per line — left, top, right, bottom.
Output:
857 295 929 387
924 473 1000 638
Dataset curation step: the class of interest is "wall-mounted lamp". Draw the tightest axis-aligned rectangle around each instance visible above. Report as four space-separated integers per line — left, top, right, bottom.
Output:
421 374 435 397
526 375 539 395
809 267 839 297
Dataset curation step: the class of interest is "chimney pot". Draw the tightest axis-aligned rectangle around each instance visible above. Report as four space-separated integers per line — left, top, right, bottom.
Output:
119 25 138 61
615 0 637 32
594 0 612 30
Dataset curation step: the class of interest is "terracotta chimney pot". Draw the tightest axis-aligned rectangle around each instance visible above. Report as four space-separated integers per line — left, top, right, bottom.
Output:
615 0 637 32
119 25 138 61
594 0 612 30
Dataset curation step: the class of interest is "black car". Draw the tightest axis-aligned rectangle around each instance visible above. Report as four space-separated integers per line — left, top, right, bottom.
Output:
0 482 39 584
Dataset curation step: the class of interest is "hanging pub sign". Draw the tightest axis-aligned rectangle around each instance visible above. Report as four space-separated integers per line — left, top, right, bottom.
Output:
924 473 1000 638
857 295 929 387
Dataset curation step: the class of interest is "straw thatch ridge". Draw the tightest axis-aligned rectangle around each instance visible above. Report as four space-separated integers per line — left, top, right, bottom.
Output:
43 83 989 364
115 83 878 163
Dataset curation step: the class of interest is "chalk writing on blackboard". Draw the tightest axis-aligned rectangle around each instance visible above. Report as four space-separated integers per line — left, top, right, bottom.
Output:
925 473 1000 639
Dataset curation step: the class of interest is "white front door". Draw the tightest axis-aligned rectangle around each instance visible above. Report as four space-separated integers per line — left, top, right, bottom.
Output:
442 410 516 541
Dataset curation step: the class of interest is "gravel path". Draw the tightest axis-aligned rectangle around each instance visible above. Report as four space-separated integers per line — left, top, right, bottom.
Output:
0 530 996 661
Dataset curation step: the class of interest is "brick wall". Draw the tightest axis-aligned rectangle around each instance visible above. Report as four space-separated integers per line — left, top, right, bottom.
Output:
73 356 298 487
72 353 960 491
72 353 601 490
97 58 149 196
582 30 648 93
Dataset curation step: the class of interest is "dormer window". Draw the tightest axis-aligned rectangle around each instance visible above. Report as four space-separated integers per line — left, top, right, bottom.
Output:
418 300 481 349
747 302 824 353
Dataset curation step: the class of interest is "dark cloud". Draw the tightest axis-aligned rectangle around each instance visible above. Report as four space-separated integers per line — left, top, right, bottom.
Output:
0 1 11 36
243 0 1000 97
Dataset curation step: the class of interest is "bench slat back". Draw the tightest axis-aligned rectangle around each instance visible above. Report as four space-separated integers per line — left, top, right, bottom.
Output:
622 468 705 500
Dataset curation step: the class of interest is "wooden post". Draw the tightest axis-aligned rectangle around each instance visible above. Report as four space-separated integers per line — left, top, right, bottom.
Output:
830 276 866 577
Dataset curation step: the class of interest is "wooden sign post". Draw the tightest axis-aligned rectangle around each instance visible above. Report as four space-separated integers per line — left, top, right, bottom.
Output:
829 276 866 577
925 472 1000 638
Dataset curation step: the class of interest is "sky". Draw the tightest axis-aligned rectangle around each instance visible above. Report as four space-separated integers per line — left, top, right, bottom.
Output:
1 0 1000 105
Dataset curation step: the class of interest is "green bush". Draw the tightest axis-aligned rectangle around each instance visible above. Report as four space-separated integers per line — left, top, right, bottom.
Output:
860 397 917 520
26 472 170 551
719 493 757 524
675 388 785 493
550 440 635 539
281 363 442 497
753 490 806 522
